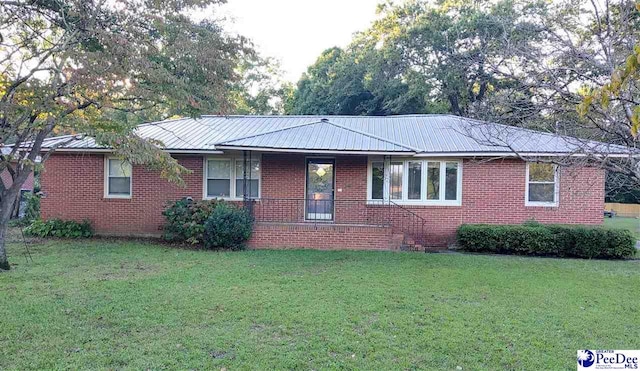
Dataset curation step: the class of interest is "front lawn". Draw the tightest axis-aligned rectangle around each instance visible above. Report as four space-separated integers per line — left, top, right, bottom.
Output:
1 237 639 370
604 216 640 240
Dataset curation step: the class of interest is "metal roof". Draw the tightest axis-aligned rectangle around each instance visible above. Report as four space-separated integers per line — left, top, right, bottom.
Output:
35 114 633 156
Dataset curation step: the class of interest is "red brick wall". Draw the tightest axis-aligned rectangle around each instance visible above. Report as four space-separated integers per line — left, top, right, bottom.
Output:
417 159 605 245
248 223 399 250
40 153 203 236
40 153 604 247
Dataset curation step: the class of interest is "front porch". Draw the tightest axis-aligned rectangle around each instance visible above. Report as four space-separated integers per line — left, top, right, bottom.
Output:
230 152 430 250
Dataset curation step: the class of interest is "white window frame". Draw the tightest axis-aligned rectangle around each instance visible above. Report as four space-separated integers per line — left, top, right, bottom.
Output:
104 156 132 199
203 155 261 201
525 162 559 207
367 157 462 206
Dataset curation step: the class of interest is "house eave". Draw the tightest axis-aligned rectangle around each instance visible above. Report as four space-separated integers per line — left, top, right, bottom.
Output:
413 151 634 158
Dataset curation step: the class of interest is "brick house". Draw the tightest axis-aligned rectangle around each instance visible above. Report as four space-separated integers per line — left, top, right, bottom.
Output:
37 115 625 249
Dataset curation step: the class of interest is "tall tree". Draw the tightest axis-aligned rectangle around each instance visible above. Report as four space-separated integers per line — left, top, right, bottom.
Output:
286 0 548 116
0 0 250 270
472 0 640 184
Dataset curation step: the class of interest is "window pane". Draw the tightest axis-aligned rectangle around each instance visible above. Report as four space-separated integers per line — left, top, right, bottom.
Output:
207 160 230 179
445 162 458 201
390 162 403 200
528 183 555 202
371 162 384 200
408 162 421 200
108 159 131 177
235 159 260 179
234 159 260 198
207 179 230 197
529 163 554 182
108 177 130 195
235 179 259 198
427 162 440 200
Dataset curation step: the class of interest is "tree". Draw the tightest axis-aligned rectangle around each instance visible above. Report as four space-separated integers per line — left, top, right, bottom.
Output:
0 0 251 270
471 0 640 184
285 0 548 116
578 3 640 137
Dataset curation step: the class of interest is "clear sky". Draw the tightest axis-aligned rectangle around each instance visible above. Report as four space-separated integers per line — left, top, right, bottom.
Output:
215 0 384 82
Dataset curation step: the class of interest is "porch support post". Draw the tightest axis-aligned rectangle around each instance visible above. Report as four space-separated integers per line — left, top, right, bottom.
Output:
242 150 248 203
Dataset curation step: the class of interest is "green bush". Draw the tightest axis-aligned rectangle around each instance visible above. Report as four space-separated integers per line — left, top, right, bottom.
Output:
203 203 253 251
8 192 41 227
23 192 40 223
24 219 93 238
162 199 221 244
457 223 636 259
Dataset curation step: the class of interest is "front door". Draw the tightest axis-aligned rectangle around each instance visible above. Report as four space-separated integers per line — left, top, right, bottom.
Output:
306 158 335 221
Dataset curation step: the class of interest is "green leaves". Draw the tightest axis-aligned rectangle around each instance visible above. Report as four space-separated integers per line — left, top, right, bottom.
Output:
579 44 640 137
286 0 549 116
1 0 248 185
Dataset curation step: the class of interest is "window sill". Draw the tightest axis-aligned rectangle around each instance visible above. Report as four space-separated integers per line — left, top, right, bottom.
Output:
525 202 558 208
104 195 132 200
366 200 462 207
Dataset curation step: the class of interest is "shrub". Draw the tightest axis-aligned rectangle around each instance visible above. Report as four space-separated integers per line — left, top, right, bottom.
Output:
8 192 41 227
203 203 253 251
22 192 40 223
24 219 93 238
162 199 220 244
456 223 636 259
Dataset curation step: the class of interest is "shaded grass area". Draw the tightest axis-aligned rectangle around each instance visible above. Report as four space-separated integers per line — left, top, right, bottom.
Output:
604 216 640 240
1 237 639 370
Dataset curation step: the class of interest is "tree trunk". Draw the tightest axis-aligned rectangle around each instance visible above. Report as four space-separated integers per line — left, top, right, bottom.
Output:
0 220 9 271
0 186 20 271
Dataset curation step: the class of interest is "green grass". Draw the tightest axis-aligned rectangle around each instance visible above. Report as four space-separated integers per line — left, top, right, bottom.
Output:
1 237 639 370
604 216 640 240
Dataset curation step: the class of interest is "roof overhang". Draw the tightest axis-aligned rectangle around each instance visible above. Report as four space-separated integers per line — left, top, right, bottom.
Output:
38 147 225 155
413 151 635 158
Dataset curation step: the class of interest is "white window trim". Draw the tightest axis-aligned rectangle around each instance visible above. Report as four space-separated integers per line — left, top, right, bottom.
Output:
367 157 463 206
104 156 132 199
203 155 262 201
525 162 559 207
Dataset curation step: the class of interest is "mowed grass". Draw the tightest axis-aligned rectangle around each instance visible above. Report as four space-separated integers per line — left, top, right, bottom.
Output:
604 216 640 240
1 236 639 370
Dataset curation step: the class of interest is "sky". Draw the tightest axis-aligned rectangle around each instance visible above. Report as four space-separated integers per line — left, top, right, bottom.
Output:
214 0 384 82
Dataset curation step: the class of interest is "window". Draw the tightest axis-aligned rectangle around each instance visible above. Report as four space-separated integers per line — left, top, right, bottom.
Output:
526 163 558 206
389 162 403 200
105 158 132 198
235 159 260 198
445 162 458 201
368 158 462 205
407 162 422 200
205 157 261 199
206 159 231 197
426 162 440 200
371 162 384 200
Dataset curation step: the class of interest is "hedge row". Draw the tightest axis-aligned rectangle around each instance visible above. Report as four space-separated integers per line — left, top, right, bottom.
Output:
456 223 636 259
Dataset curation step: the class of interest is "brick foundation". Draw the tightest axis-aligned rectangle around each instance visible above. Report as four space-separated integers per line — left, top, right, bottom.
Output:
248 223 399 250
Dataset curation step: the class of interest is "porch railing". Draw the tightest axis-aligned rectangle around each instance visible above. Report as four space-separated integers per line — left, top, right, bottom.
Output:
245 198 428 248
